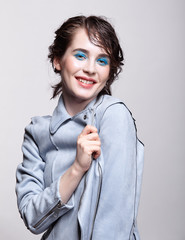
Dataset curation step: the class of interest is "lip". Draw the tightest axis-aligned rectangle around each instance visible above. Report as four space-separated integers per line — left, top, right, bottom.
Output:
75 76 96 89
75 76 96 83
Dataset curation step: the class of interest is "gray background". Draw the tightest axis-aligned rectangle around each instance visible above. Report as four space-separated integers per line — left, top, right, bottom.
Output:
0 0 184 239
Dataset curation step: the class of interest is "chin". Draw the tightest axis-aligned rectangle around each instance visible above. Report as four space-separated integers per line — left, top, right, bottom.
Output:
75 93 96 102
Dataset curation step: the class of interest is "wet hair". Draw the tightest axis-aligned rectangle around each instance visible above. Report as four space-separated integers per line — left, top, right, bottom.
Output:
48 15 124 98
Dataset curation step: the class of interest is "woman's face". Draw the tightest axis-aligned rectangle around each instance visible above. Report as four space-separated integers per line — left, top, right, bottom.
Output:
54 28 110 104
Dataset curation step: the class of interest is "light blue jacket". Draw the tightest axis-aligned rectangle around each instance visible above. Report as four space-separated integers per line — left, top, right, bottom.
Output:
16 94 144 240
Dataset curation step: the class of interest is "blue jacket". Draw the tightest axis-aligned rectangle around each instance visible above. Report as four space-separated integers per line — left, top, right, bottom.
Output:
16 94 144 240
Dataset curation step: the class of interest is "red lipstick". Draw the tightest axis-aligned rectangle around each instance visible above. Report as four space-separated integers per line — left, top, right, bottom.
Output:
75 76 96 89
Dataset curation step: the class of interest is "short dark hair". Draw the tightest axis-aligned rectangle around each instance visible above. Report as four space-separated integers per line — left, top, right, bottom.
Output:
48 15 124 98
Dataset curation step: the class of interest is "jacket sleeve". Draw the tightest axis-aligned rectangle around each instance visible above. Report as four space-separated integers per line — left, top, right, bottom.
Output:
16 121 74 234
93 103 141 239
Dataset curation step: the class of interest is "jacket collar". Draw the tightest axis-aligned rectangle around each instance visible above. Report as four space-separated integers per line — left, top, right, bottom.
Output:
49 94 104 134
50 95 71 134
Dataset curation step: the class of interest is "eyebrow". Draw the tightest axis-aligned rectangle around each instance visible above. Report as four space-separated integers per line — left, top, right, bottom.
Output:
72 48 109 58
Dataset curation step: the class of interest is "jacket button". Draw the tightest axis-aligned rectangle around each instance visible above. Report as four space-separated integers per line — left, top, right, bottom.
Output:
83 115 87 120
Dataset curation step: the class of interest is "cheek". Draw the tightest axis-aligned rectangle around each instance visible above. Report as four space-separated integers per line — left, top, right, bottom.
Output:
64 57 82 73
100 66 110 82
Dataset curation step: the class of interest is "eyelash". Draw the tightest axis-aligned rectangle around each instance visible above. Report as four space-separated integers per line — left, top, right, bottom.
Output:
97 57 109 66
74 51 109 66
74 52 87 60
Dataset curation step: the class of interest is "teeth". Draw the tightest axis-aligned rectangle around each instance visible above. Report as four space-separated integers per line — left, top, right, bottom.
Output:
79 79 93 84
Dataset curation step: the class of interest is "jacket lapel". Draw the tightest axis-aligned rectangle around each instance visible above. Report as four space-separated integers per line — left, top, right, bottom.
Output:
49 95 71 134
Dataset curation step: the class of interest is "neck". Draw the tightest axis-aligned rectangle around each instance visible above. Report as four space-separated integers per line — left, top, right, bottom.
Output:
62 92 94 116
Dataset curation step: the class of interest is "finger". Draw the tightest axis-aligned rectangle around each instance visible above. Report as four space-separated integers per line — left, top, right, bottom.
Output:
80 143 101 155
77 136 101 149
80 125 98 136
77 140 101 152
92 148 101 159
83 132 100 141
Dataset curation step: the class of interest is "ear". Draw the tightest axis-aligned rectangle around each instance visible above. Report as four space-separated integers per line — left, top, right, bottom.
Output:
53 58 61 71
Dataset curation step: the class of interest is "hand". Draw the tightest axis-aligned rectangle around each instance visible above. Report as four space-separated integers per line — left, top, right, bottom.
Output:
74 125 101 173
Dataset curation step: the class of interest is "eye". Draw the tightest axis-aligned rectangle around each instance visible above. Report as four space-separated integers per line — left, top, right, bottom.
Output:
74 51 87 61
97 57 109 66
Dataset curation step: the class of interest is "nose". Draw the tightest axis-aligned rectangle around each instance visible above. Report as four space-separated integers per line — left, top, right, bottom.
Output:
83 59 96 75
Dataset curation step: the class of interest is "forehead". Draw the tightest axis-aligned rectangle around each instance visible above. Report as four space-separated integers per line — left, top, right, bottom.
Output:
68 28 107 55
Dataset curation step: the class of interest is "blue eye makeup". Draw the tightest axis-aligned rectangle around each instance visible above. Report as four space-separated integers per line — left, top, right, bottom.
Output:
73 49 109 66
74 51 87 60
97 57 109 66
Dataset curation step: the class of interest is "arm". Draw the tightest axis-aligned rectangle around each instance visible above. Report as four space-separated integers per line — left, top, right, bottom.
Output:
93 103 138 239
16 122 74 234
16 122 100 234
59 125 101 204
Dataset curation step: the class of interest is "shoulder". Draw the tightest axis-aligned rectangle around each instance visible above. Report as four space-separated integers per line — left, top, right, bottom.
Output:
96 95 135 126
23 115 53 157
24 115 51 141
96 95 123 110
96 96 138 148
31 115 51 125
94 95 140 141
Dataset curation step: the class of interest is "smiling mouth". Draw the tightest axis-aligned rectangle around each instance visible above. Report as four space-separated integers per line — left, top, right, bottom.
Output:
76 76 96 86
79 79 94 84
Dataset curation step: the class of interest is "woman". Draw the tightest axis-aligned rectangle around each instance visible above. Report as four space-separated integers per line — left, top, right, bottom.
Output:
16 15 144 240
